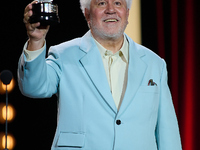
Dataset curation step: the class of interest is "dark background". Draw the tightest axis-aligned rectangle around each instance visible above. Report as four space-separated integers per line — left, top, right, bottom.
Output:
0 1 89 149
0 0 200 149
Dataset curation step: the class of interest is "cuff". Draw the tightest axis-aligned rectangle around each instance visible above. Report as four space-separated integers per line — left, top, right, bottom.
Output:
23 40 46 61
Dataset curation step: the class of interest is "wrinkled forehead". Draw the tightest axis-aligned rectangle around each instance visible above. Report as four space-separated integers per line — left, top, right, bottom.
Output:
92 0 127 4
91 0 128 9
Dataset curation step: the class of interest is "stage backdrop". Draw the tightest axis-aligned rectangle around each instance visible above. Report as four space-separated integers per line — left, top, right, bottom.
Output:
141 0 200 150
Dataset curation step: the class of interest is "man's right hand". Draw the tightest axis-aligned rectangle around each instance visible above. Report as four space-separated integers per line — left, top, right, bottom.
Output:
23 1 50 51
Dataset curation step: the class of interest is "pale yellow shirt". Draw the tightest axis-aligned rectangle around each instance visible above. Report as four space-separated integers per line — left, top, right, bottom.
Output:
94 35 129 110
24 35 129 110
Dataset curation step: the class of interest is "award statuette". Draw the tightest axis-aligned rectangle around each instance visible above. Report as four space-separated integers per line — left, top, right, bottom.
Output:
29 0 60 26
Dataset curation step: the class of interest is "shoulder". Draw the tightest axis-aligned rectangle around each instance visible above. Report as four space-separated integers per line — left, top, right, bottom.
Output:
126 35 166 76
49 31 92 55
46 35 88 64
136 42 162 61
126 34 164 64
50 38 82 54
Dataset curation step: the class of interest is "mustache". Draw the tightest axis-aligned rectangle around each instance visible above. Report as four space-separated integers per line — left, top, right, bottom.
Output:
101 15 121 21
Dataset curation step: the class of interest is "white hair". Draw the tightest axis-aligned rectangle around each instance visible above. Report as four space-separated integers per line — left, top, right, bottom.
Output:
80 0 133 14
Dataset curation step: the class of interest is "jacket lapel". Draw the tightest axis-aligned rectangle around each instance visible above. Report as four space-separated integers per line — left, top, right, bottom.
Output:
79 31 117 114
118 36 147 115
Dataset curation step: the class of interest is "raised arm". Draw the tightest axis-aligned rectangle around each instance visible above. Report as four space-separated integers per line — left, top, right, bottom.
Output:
23 1 49 51
18 1 61 98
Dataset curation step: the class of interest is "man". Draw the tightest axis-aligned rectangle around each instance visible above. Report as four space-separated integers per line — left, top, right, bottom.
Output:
18 0 182 149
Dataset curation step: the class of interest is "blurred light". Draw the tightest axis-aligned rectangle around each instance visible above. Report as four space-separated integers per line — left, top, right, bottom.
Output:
0 133 16 150
0 103 16 124
2 78 15 92
0 78 15 94
2 105 15 121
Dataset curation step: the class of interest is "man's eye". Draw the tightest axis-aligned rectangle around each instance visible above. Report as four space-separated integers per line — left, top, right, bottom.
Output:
98 2 106 6
115 2 121 6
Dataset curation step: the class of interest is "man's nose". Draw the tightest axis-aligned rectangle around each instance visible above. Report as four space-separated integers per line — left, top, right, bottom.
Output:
105 3 116 14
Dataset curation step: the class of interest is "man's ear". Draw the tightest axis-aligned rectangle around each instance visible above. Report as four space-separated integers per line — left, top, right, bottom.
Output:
84 8 90 22
126 9 130 24
127 8 130 18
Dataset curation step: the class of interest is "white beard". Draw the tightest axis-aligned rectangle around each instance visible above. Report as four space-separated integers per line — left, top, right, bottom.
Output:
89 17 128 40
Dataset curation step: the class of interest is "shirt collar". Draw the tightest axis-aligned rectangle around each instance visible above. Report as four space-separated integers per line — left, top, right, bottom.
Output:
93 35 129 63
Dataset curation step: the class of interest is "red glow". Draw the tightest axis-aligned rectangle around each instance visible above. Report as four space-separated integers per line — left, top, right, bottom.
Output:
170 0 179 114
156 0 165 59
183 0 194 149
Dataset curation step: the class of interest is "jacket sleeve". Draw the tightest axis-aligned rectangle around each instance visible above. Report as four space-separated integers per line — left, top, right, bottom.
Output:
155 60 182 150
17 44 62 98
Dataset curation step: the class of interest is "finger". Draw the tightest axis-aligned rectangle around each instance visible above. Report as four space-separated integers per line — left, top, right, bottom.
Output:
38 25 50 30
24 4 32 15
31 22 41 29
24 1 37 15
24 3 34 24
24 1 39 24
23 10 32 24
26 22 40 32
29 22 40 31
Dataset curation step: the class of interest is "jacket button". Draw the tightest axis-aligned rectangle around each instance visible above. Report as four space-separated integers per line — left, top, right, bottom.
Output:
116 120 121 125
21 65 24 72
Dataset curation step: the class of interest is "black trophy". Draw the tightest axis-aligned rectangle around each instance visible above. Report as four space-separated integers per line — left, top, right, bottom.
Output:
29 0 60 26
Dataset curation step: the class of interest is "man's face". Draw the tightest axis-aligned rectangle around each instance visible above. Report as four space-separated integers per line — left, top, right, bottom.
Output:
85 0 129 40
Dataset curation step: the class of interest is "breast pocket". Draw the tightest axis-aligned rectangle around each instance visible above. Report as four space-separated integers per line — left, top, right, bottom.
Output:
134 86 159 113
57 132 85 148
137 86 159 93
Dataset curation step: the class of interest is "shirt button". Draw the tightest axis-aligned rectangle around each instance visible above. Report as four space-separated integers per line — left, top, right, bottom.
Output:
116 120 121 125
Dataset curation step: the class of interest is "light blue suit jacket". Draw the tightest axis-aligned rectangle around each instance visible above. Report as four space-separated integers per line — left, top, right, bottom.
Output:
18 31 182 150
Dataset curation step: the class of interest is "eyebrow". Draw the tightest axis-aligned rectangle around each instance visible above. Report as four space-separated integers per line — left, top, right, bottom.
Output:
96 0 124 2
96 0 106 2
